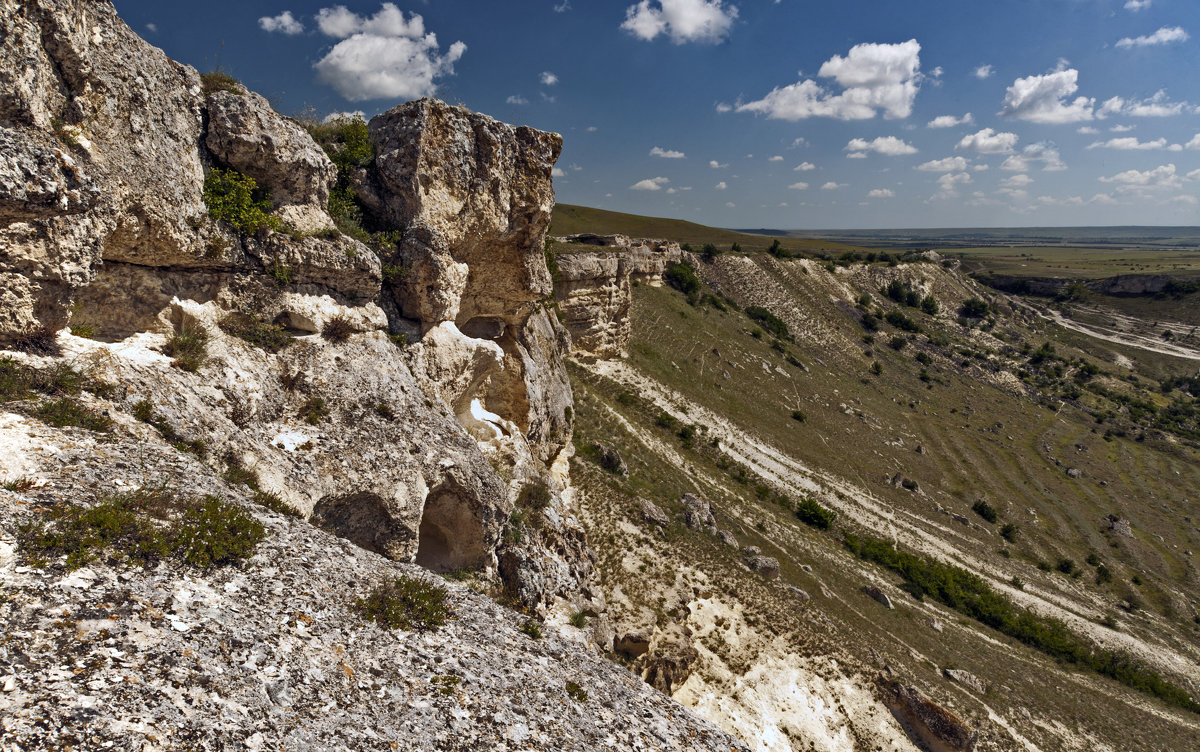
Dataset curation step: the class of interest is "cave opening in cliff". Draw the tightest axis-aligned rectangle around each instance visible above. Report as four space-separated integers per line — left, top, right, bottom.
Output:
415 484 486 573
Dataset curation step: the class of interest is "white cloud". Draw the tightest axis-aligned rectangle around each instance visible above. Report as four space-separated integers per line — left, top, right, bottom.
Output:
714 181 727 190
552 167 566 177
259 10 304 35
846 152 868 159
145 22 158 33
540 71 559 86
956 128 1019 154
768 155 784 162
930 67 943 78
314 5 465 101
794 162 816 171
1087 137 1168 150
738 39 922 121
1099 163 1181 191
973 64 993 79
666 187 677 194
1110 124 1136 132
927 113 973 128
709 160 728 168
845 136 918 156
715 102 732 113
725 201 736 207
867 188 895 198
506 95 528 105
934 172 971 198
586 126 598 132
788 182 809 190
1125 0 1151 10
916 156 969 172
821 181 845 190
1116 26 1188 49
1077 126 1099 135
1186 134 1200 149
621 0 738 44
1002 174 1033 188
1001 142 1066 172
1187 168 1200 179
630 176 670 190
650 146 686 158
554 1 572 12
1000 66 1094 123
1100 91 1189 118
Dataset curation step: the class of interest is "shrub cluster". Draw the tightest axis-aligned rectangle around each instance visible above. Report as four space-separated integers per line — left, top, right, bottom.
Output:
202 168 280 235
664 261 701 303
795 496 836 530
356 575 450 631
220 314 294 353
843 532 1200 714
745 306 790 340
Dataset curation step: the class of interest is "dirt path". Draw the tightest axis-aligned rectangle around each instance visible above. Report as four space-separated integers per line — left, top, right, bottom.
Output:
1037 307 1200 362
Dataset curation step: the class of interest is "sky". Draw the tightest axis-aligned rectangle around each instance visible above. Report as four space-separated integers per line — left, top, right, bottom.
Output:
113 0 1200 229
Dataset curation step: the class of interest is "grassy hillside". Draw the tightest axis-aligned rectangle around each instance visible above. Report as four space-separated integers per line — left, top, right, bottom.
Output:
565 250 1200 751
550 203 859 254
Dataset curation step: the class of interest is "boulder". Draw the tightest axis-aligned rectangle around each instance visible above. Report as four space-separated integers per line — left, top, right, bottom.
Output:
746 555 780 580
878 679 978 752
942 668 988 695
615 631 652 657
593 442 629 476
717 529 738 548
639 498 670 528
681 493 717 533
864 585 894 609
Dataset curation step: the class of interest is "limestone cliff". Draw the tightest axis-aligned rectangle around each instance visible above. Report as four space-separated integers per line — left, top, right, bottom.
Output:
0 2 737 748
551 234 683 360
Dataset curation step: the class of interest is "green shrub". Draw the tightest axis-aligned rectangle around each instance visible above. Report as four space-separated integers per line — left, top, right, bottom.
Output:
795 497 836 530
745 306 790 340
960 298 990 318
520 620 543 639
164 323 208 372
655 412 678 430
972 499 998 524
299 396 330 425
1000 523 1020 543
132 399 207 458
0 357 33 402
203 168 280 235
517 479 553 514
10 325 60 356
885 310 921 333
664 261 701 301
1056 558 1078 576
888 336 907 351
357 575 450 631
1096 564 1113 585
870 361 883 376
18 489 263 570
220 314 294 353
252 490 302 518
791 410 806 422
565 680 588 702
920 295 940 315
569 611 588 628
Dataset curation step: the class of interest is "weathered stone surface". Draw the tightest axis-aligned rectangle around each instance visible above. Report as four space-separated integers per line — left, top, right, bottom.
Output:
593 441 629 476
205 90 338 225
637 624 699 696
878 678 978 752
639 498 670 527
864 585 895 609
717 529 738 548
942 668 988 695
616 631 653 657
552 234 683 360
681 493 717 533
368 98 561 328
746 554 780 580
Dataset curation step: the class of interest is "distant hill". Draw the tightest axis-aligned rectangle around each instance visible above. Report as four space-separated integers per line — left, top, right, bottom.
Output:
550 204 856 253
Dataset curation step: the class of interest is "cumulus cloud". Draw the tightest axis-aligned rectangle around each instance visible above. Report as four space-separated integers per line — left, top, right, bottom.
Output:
314 4 465 101
540 71 559 86
1087 137 1168 150
1099 163 1181 191
973 64 994 79
506 95 528 105
1000 66 1094 123
956 128 1019 154
650 146 686 158
794 162 816 171
934 172 971 198
1077 126 1099 134
821 181 845 190
551 167 566 177
621 0 738 44
709 160 728 168
768 155 784 162
1001 142 1066 172
714 181 727 190
867 188 895 198
1116 26 1188 49
1099 91 1189 118
927 113 973 128
1002 174 1033 188
916 156 969 172
630 176 670 190
738 39 922 121
845 136 918 156
259 10 304 35
788 182 809 190
1187 134 1200 149
715 102 733 113
1125 0 1151 10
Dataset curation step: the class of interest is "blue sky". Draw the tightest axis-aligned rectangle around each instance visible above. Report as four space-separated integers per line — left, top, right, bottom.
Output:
114 0 1200 229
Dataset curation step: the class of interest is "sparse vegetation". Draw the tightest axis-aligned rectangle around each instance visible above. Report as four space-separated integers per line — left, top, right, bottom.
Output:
220 314 295 353
322 315 357 343
299 396 330 425
971 499 998 524
357 575 450 631
200 69 243 96
520 619 543 639
202 168 280 235
565 680 588 702
795 496 836 530
35 397 113 432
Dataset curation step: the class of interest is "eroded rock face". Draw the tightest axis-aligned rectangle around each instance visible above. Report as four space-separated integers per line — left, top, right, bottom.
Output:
552 234 683 360
878 678 978 752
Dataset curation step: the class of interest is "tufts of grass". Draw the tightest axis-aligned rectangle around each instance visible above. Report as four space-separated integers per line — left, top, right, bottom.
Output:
200 70 244 96
321 315 357 343
219 314 294 353
132 400 207 458
35 397 112 432
0 357 33 401
3 477 37 492
299 396 330 425
18 489 264 571
253 489 302 518
357 575 450 631
1000 523 1020 543
569 611 588 628
10 325 60 356
565 680 588 702
164 324 208 372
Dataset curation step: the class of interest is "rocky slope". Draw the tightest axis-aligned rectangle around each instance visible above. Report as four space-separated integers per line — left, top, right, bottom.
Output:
0 1 745 749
